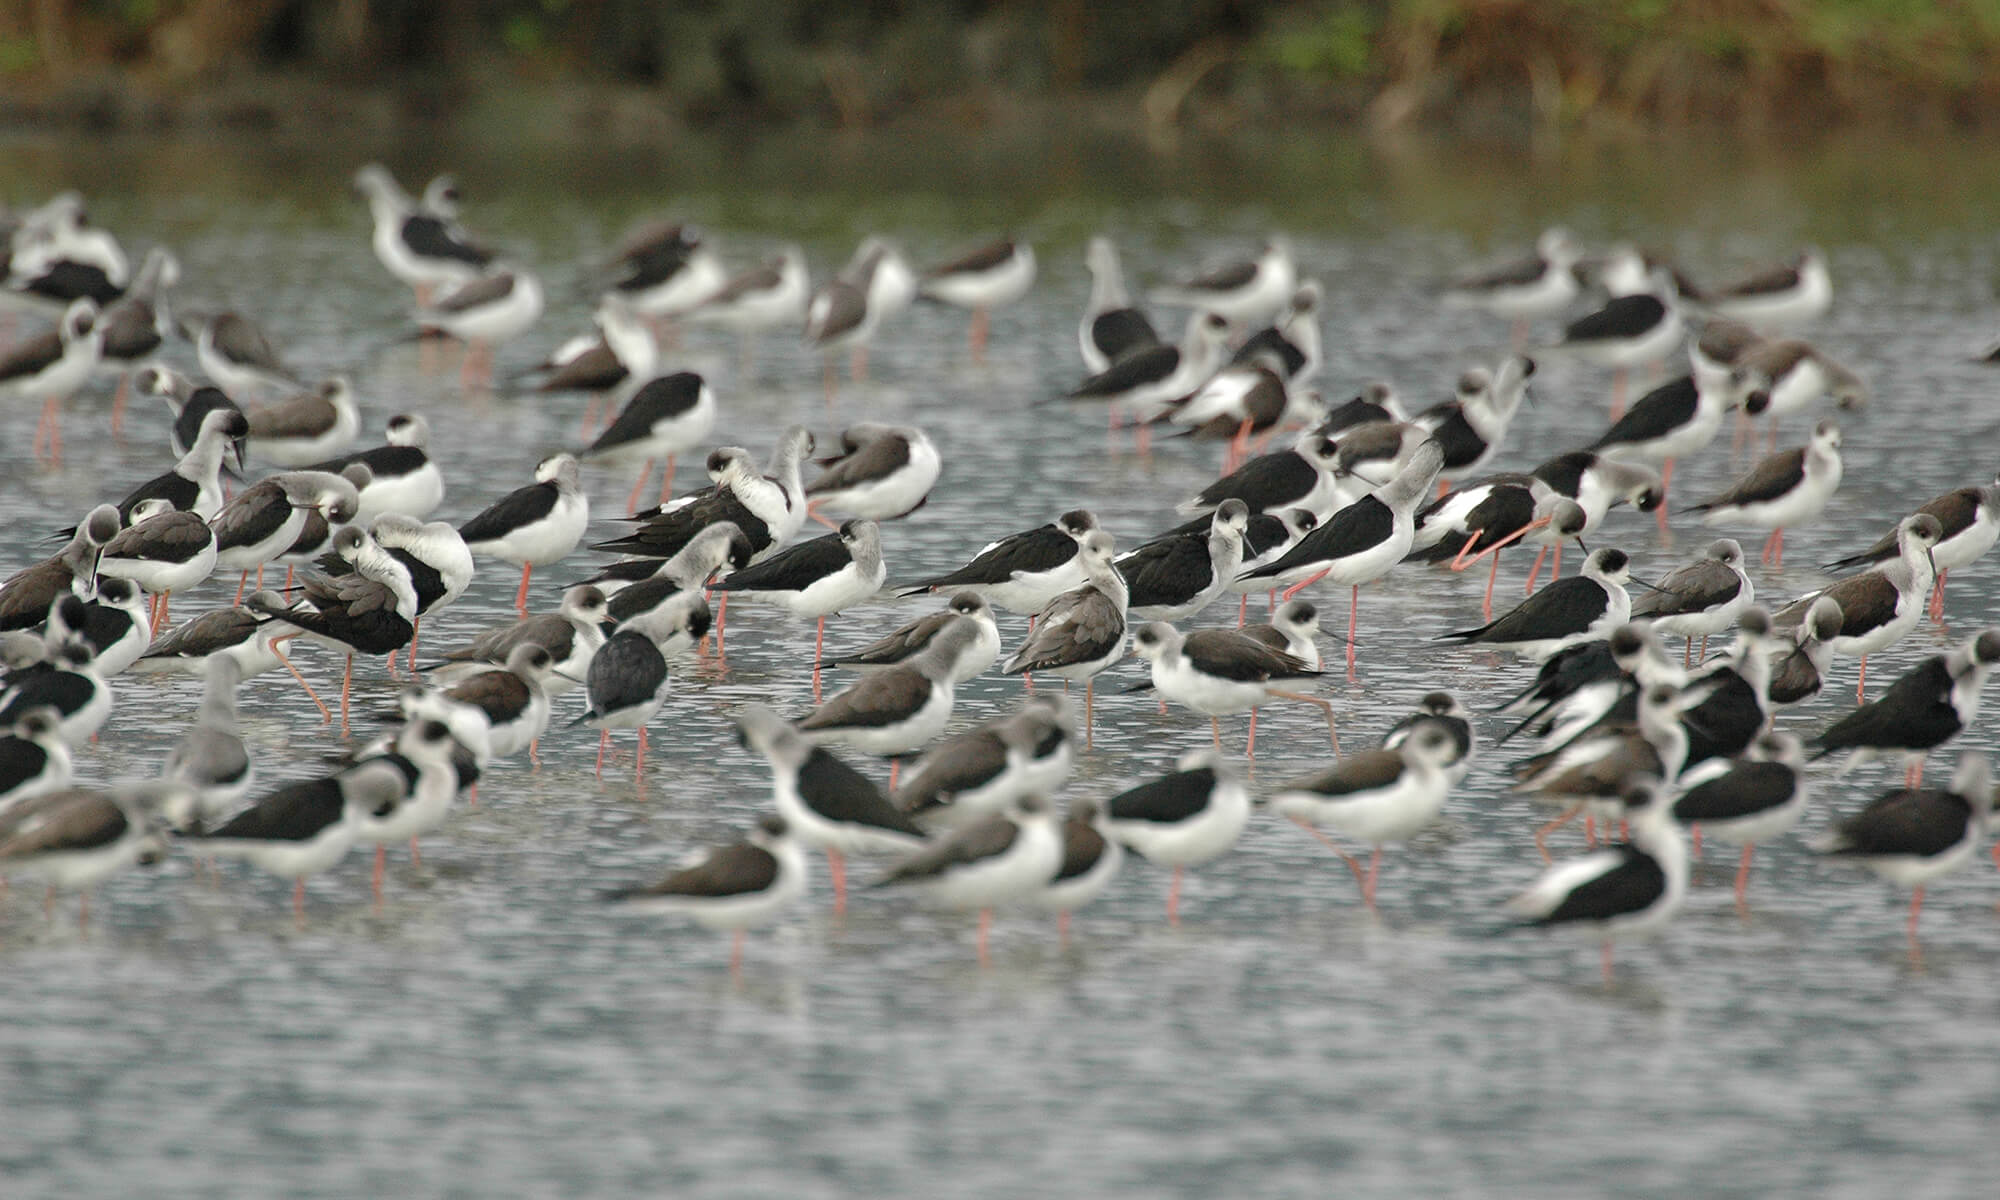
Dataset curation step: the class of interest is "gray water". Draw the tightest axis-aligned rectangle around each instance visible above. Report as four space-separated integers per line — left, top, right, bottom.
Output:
5 131 2000 1197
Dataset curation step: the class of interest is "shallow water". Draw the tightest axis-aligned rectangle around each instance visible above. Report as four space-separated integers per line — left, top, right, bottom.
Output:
4 131 2000 1196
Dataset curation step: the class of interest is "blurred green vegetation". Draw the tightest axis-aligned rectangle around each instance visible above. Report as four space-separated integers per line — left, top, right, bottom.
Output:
3 0 1999 136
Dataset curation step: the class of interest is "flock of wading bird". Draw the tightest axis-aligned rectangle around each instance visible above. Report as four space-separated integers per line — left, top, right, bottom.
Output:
2 172 1997 981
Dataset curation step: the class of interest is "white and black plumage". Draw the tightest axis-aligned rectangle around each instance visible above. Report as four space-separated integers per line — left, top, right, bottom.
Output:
1700 249 1832 333
1672 731 1808 908
712 518 887 695
1494 625 1660 748
828 591 1000 685
1689 318 1766 392
1182 430 1343 519
574 592 708 779
1408 477 1585 621
431 643 562 764
580 520 752 600
1826 475 2000 622
582 371 717 514
873 794 1063 964
1240 441 1447 675
253 525 419 735
1506 780 1690 982
1077 235 1159 374
1772 514 1941 702
1001 531 1128 747
370 513 475 665
1528 449 1663 573
593 426 812 564
1243 597 1323 670
1686 418 1842 567
1413 356 1533 479
1381 691 1476 786
1101 749 1251 925
807 423 943 524
1162 360 1299 472
459 452 589 615
607 220 726 319
1230 278 1324 387
1812 752 1993 942
1545 269 1684 418
1440 547 1635 661
159 657 255 831
1 296 100 465
1129 621 1334 754
805 237 918 388
1027 798 1123 942
95 247 178 397
1316 380 1410 438
113 405 249 523
895 695 1074 828
4 193 126 307
416 265 544 380
0 504 119 633
353 164 494 300
736 703 926 915
606 814 809 975
0 783 171 922
131 592 292 680
1269 724 1459 911
896 508 1099 615
303 412 442 523
1586 370 1735 519
1811 630 2000 786
796 620 983 774
240 376 360 467
64 578 151 679
346 717 467 898
133 363 242 461
1440 227 1582 342
1150 238 1296 328
1731 338 1867 447
920 236 1036 360
1210 507 1320 618
95 497 217 633
1767 595 1842 709
1512 680 1690 859
1118 499 1250 622
0 641 111 748
1677 609 1776 771
189 309 306 396
181 751 414 923
0 707 70 814
519 296 658 442
688 245 810 345
211 468 364 601
1630 538 1753 664
1061 311 1231 446
433 583 609 698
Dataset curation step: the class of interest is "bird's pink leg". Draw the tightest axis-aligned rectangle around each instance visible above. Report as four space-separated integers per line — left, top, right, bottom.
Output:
269 637 330 723
1281 567 1330 603
1167 865 1184 927
1656 460 1674 531
514 564 532 615
293 878 306 929
373 844 387 903
1734 845 1754 912
828 849 847 916
1534 805 1582 863
1525 546 1548 595
1857 656 1869 704
970 308 990 363
1907 886 1926 942
1346 585 1358 679
1931 570 1948 621
1057 910 1071 948
660 455 676 505
1363 846 1382 908
595 729 608 777
625 461 654 515
977 908 993 967
730 930 745 981
339 654 354 739
636 726 648 778
1551 544 1563 581
1601 941 1615 985
813 616 826 702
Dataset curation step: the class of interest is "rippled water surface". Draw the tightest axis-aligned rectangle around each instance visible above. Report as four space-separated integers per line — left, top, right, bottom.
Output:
5 132 2000 1196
